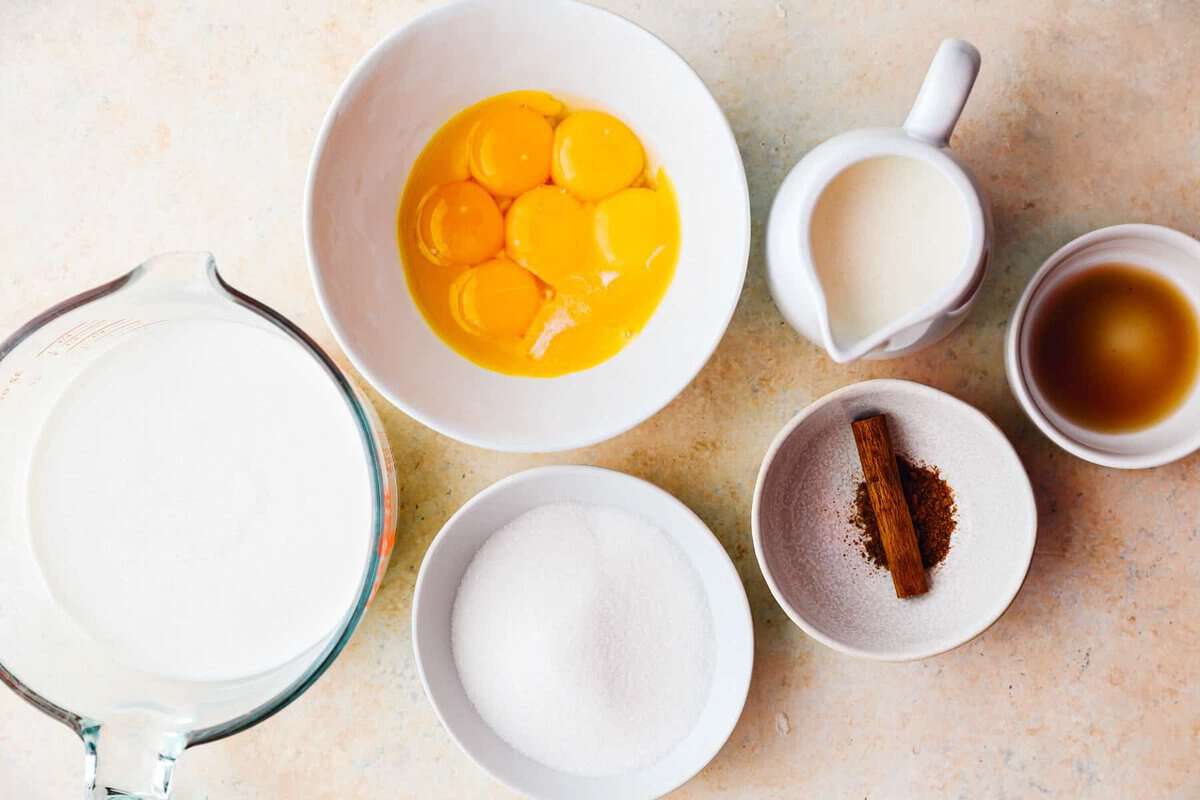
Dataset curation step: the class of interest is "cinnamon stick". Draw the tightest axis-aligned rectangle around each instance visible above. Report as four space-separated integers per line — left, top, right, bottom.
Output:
851 414 929 598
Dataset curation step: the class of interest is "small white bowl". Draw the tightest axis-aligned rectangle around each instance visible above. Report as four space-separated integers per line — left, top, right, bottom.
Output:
412 465 753 800
1005 223 1200 469
752 379 1036 661
305 0 749 453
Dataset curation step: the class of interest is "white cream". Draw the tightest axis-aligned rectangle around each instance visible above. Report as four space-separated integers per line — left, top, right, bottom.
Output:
25 320 374 682
810 155 969 348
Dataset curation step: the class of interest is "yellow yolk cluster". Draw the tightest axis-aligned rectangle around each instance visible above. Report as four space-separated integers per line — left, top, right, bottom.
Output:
398 91 679 378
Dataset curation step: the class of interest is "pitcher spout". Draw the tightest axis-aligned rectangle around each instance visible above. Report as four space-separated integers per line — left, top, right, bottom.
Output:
822 313 936 365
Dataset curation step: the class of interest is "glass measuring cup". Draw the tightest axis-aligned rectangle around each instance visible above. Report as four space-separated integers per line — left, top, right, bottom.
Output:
0 253 396 798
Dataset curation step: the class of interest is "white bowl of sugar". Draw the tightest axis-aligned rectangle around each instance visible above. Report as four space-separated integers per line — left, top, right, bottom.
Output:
412 466 753 799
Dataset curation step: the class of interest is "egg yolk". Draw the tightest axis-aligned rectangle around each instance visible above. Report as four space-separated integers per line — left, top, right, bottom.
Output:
450 258 544 338
469 107 554 197
551 111 645 201
505 185 590 287
594 188 672 277
515 92 566 118
416 181 504 266
398 92 680 377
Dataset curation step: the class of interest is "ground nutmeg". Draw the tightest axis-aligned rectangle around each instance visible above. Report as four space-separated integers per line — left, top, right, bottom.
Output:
850 455 956 570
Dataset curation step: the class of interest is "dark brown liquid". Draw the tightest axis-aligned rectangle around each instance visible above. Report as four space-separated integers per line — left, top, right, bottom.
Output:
1030 264 1199 432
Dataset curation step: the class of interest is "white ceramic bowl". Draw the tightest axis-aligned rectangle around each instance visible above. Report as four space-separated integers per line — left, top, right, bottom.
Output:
305 0 749 452
1005 224 1200 469
752 379 1036 661
412 466 753 800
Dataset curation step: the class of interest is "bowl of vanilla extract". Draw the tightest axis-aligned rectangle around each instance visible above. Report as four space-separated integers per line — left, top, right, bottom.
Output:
1007 223 1200 469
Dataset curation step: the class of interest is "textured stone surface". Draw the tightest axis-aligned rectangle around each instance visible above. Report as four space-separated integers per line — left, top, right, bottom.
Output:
2 1 1199 797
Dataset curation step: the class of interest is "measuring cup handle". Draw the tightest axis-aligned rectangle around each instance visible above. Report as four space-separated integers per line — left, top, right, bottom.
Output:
903 39 981 148
82 721 184 799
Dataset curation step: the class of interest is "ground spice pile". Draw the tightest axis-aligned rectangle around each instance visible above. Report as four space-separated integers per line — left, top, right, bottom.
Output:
850 455 956 570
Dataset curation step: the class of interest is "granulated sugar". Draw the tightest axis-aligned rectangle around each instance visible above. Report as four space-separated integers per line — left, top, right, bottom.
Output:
451 502 714 777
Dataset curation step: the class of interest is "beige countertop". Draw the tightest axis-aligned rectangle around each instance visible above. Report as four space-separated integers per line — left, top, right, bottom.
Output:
3 1 1199 797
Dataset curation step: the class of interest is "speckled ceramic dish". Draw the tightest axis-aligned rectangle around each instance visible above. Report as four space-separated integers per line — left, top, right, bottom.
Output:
752 379 1037 661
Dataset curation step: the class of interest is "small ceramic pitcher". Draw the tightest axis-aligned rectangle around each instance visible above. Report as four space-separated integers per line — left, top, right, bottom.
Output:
766 39 992 363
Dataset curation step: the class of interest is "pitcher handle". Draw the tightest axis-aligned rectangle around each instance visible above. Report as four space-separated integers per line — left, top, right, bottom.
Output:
903 39 981 148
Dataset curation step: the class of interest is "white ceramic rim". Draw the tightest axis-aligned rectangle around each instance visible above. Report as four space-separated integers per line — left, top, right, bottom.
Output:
750 378 1037 661
411 464 754 798
1004 223 1200 469
771 131 987 363
302 0 751 453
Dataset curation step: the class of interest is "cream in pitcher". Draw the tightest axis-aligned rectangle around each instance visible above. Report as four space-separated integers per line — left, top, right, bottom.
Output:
809 154 971 347
767 39 991 363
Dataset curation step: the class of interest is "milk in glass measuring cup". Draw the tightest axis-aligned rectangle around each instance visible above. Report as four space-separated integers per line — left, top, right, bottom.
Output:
0 253 396 798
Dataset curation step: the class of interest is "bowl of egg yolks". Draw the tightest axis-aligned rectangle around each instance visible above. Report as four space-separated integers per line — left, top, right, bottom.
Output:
305 0 749 452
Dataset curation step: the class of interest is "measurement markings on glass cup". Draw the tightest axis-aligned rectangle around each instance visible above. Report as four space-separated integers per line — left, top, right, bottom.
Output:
36 318 162 358
2 319 168 404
